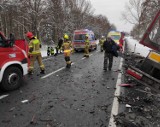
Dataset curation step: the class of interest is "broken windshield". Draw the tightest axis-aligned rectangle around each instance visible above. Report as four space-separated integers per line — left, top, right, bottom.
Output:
150 22 160 45
140 11 160 51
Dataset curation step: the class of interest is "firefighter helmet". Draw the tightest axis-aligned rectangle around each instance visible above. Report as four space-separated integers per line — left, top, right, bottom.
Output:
64 34 69 39
101 36 105 38
26 32 34 39
85 34 89 38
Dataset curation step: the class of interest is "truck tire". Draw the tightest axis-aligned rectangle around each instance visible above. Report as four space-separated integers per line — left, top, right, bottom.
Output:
0 67 23 91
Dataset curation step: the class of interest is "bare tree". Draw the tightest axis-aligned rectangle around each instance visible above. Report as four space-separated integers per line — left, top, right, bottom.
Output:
0 0 111 44
122 0 145 38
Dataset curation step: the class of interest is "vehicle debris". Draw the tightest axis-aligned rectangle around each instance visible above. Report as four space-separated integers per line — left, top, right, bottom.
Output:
119 83 134 87
21 100 29 103
126 11 160 93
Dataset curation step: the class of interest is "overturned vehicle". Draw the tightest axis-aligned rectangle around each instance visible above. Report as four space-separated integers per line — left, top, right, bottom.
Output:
126 10 160 93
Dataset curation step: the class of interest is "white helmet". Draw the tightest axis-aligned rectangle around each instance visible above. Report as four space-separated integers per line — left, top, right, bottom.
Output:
101 36 104 38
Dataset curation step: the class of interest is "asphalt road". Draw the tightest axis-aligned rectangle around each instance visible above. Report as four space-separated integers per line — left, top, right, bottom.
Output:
0 49 121 127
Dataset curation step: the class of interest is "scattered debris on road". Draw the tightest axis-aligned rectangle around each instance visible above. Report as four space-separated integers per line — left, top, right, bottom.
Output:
114 52 160 127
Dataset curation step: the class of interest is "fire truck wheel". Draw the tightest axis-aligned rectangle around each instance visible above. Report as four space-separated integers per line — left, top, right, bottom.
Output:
1 67 22 91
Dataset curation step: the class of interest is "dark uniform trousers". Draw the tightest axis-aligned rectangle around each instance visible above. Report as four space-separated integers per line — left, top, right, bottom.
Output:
103 52 113 70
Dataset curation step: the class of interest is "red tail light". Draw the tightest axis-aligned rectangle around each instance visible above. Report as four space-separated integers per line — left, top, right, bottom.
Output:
126 68 142 80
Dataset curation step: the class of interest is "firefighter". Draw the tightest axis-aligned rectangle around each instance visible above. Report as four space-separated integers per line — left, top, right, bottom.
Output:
47 46 51 56
50 47 55 56
62 34 72 68
26 32 45 75
84 34 90 57
99 36 105 52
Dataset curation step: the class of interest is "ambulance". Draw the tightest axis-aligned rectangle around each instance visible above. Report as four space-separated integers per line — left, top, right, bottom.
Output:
108 31 124 49
72 29 97 52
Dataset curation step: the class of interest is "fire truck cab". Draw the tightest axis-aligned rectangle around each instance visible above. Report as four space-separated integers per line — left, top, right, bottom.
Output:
0 32 29 91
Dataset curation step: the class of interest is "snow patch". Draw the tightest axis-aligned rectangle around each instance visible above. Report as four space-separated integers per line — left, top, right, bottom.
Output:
126 37 151 57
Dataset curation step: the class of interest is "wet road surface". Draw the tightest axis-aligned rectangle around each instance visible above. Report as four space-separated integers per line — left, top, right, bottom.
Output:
0 49 121 127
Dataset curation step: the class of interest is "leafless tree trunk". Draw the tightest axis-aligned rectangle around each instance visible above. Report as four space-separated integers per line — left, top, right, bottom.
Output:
0 0 111 44
122 0 145 39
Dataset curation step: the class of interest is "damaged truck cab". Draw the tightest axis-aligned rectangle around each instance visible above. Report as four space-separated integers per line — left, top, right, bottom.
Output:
0 32 29 91
126 10 160 92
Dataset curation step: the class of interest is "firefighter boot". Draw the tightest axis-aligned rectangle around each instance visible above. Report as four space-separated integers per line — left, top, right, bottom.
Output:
65 56 71 68
40 70 45 74
66 63 71 68
28 71 33 75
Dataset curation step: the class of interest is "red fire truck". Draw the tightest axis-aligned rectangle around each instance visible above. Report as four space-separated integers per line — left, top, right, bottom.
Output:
0 32 29 91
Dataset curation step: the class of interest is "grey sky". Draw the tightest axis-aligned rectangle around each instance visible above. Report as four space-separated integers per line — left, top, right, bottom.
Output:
90 0 133 32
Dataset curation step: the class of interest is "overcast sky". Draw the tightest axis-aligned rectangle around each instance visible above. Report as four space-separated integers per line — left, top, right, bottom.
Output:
90 0 133 32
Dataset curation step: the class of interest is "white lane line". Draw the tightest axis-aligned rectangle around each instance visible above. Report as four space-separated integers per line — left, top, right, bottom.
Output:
41 62 75 79
108 58 123 127
0 94 9 100
81 54 93 60
41 67 65 79
42 53 94 79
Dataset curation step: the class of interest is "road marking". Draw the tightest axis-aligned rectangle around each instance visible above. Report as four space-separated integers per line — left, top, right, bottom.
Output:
108 58 123 127
81 54 93 60
41 62 75 79
0 94 9 100
41 53 94 79
41 67 65 79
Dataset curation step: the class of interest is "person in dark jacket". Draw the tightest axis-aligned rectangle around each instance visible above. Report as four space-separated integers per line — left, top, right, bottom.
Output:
47 46 51 56
103 36 118 71
55 37 63 56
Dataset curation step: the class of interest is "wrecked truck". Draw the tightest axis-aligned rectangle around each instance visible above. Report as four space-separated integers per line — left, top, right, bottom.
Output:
126 10 160 92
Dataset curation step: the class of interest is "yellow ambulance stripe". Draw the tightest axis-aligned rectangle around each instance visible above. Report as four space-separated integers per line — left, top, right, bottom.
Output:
149 52 160 62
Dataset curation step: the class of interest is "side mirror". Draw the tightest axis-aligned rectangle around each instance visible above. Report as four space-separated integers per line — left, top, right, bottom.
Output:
9 33 15 47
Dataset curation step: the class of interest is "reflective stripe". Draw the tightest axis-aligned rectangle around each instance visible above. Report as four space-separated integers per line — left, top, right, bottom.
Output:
29 66 34 69
64 50 70 53
40 65 45 68
66 61 71 64
32 39 39 44
29 51 41 55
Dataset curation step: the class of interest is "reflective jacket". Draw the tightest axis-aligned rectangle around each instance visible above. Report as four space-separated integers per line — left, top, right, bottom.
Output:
62 41 72 50
29 37 41 55
99 39 105 46
85 39 90 46
51 48 54 54
62 41 72 56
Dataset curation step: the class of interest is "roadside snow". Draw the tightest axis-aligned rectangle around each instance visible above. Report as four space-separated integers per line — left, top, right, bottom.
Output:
41 50 47 57
125 36 151 57
41 45 56 57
